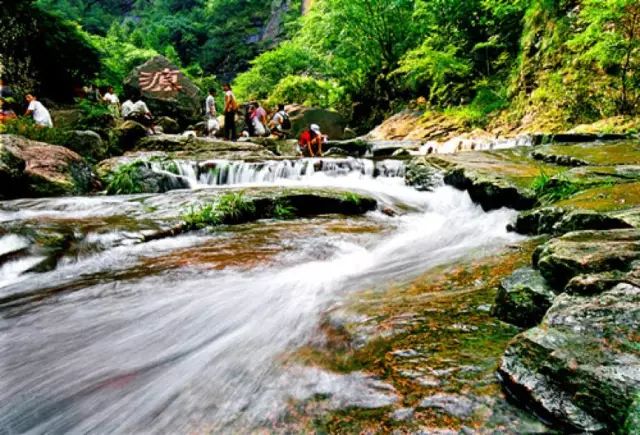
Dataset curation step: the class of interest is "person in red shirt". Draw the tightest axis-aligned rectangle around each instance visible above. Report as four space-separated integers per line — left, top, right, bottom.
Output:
298 124 324 157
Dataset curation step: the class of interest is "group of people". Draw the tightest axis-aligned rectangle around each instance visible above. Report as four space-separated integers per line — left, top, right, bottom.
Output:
205 84 325 157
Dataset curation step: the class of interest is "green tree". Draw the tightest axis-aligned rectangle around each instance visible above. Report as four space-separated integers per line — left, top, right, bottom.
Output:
568 0 640 114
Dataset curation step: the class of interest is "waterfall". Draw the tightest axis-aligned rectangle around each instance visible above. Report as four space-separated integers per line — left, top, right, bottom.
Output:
148 158 406 188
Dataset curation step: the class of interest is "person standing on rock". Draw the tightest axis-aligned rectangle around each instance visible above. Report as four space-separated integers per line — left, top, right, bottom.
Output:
24 94 53 128
205 88 219 137
102 86 120 117
223 83 237 141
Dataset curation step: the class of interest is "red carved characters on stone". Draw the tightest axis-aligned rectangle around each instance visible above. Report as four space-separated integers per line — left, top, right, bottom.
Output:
139 68 183 93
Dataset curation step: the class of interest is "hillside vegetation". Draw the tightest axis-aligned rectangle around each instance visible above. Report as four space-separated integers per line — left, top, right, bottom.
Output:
1 0 638 133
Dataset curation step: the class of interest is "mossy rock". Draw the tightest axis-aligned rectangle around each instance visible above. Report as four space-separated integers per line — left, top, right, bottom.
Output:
493 267 555 328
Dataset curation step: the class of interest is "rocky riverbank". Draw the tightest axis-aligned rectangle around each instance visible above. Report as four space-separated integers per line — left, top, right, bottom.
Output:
415 138 640 432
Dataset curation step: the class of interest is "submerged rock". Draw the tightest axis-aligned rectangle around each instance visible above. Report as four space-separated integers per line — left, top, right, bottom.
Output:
404 160 441 191
417 393 477 419
0 134 95 198
499 283 640 432
493 267 556 328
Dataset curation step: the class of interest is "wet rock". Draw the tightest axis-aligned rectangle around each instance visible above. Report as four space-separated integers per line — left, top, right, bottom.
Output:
498 283 640 432
533 229 640 290
322 139 370 157
531 150 588 167
0 134 95 198
124 55 203 127
417 393 477 419
444 167 536 211
404 160 441 192
111 120 148 153
513 207 632 236
288 367 398 410
493 267 556 328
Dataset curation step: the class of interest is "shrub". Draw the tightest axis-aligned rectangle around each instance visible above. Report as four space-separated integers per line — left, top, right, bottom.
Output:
183 192 256 229
272 199 296 220
1 118 72 146
75 99 114 130
267 75 345 109
341 192 363 206
530 170 583 204
105 161 146 195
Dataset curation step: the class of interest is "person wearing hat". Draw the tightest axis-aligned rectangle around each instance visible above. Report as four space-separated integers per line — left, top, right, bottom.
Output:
298 123 325 157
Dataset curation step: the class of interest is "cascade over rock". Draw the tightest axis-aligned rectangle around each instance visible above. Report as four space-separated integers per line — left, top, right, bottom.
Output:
124 56 203 128
0 134 95 198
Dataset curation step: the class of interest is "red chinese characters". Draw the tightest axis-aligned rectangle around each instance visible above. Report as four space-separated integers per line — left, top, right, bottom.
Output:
139 68 183 92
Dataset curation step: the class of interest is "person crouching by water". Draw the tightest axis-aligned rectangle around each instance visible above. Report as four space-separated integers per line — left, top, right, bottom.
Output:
121 92 157 135
24 94 53 128
298 123 325 157
269 104 291 139
223 83 238 141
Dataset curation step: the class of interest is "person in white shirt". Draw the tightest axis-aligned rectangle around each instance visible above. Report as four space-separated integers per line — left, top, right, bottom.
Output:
121 92 156 134
102 86 120 117
205 88 219 136
24 94 53 128
269 104 291 139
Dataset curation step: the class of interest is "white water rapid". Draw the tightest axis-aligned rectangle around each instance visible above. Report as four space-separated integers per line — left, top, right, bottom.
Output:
0 159 522 433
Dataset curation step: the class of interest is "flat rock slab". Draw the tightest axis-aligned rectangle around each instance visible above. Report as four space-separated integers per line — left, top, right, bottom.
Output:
533 229 640 290
531 140 640 167
133 134 276 160
424 148 546 211
499 283 640 432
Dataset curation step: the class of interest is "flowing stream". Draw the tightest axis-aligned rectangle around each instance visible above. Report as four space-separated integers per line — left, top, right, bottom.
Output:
0 158 521 433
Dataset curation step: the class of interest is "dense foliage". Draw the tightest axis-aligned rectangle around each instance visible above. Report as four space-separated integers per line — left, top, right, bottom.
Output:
0 0 101 101
3 0 639 130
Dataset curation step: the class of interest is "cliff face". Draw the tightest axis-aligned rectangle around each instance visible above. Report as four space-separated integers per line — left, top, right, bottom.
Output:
260 0 294 43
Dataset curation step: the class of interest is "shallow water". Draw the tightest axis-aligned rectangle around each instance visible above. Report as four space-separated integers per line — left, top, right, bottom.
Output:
0 161 523 433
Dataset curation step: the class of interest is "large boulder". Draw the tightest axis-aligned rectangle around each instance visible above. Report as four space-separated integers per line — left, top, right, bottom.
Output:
111 120 149 154
0 134 95 198
492 267 556 328
286 104 347 140
124 56 203 128
66 130 107 161
499 283 640 432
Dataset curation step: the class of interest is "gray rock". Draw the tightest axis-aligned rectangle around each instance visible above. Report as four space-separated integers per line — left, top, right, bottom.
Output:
499 283 640 432
533 229 640 290
492 267 556 328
